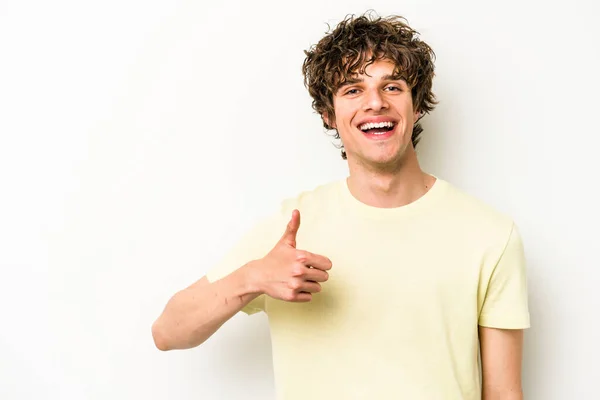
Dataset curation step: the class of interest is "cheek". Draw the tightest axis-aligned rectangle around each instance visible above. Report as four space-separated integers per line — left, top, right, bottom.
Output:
335 98 359 116
406 107 418 124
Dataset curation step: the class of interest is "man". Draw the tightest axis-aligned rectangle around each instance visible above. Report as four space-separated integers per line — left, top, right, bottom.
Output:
152 12 530 400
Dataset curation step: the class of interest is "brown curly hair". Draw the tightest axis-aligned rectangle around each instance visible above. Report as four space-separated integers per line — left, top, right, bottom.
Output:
302 12 438 159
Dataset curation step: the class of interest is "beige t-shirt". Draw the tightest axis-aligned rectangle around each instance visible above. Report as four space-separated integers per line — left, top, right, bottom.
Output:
206 177 530 400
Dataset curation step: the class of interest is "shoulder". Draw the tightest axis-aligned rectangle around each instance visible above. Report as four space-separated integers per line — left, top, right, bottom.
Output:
243 179 341 238
277 179 343 219
436 179 518 244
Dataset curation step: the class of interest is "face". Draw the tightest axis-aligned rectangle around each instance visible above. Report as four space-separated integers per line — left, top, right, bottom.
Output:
328 59 420 169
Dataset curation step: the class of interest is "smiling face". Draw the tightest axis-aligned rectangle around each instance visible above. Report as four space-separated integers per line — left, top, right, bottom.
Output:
328 59 420 170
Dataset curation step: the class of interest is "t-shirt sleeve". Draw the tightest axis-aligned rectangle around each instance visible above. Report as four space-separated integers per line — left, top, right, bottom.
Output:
478 223 531 329
205 212 285 315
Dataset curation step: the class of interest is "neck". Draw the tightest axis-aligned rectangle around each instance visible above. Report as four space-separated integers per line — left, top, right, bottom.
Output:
345 147 436 209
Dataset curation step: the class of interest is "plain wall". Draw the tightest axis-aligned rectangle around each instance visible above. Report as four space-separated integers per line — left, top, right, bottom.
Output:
1 0 599 398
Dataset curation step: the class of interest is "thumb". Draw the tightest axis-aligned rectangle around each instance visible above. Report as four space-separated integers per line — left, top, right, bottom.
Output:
280 209 301 247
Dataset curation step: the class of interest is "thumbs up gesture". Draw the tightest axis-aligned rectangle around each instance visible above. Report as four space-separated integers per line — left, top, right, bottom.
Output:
248 209 332 302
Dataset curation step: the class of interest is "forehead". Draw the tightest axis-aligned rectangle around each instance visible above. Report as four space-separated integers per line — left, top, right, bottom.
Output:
352 58 397 76
337 58 406 86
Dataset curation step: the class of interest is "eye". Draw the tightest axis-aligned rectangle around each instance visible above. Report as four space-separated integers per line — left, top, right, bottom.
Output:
385 85 402 92
344 88 360 95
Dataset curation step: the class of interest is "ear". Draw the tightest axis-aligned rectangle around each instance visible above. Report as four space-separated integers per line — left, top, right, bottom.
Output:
414 108 421 122
324 112 336 129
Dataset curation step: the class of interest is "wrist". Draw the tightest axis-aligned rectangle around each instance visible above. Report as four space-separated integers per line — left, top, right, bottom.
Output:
238 260 265 296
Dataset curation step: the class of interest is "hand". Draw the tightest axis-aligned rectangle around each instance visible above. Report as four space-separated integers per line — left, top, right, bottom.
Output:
249 209 332 302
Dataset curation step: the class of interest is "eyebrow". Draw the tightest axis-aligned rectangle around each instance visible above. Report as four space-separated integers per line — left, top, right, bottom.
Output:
337 74 408 91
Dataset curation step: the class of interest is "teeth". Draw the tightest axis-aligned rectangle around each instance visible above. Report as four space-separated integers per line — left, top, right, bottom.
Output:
359 121 394 131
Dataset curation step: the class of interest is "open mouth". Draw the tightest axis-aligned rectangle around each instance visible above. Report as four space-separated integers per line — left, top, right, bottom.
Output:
358 121 396 135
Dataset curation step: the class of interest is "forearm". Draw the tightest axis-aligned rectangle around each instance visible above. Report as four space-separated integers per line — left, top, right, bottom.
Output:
482 385 523 400
152 263 261 351
479 326 525 400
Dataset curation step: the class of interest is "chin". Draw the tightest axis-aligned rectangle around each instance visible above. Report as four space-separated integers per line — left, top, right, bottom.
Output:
360 153 404 169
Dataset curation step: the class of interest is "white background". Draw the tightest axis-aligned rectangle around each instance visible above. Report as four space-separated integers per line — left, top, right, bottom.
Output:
1 0 599 399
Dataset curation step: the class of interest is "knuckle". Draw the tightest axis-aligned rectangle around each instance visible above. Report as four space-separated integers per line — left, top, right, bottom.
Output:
295 251 308 263
282 292 295 302
288 280 302 290
290 264 304 277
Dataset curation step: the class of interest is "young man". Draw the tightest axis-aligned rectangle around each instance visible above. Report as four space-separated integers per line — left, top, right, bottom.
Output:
152 13 530 400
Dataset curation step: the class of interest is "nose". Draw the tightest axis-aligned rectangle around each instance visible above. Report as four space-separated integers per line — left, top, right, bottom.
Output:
362 88 388 112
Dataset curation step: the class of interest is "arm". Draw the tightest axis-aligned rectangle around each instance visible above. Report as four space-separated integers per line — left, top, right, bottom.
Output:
479 326 525 400
151 209 331 351
151 265 259 351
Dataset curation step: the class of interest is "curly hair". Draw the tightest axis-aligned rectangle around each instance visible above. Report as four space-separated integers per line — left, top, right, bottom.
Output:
302 12 438 159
